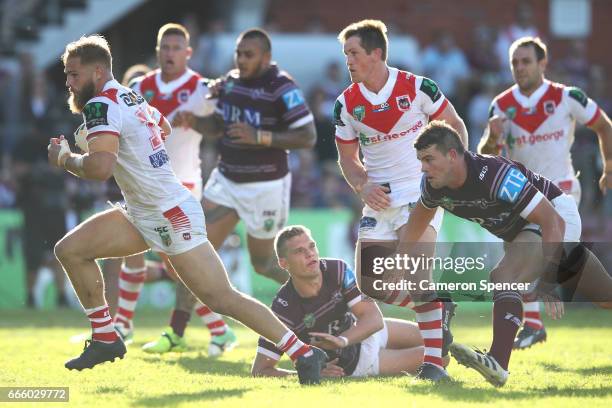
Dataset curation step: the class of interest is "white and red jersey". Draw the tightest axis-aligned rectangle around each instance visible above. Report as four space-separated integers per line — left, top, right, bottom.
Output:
334 67 449 207
490 80 601 192
131 68 215 188
83 79 191 214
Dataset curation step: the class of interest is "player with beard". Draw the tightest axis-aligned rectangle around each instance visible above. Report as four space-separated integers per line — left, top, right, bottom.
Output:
333 19 468 381
146 28 317 351
406 121 612 386
48 35 326 384
100 23 236 356
479 36 612 350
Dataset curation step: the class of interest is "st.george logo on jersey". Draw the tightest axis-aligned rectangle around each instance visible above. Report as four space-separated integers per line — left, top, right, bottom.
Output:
396 95 411 111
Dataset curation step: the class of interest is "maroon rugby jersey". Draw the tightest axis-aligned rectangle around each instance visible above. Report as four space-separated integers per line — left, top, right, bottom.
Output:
257 258 363 375
421 152 562 241
215 64 313 182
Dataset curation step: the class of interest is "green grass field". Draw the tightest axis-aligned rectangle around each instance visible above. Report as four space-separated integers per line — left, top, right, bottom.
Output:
2 306 611 407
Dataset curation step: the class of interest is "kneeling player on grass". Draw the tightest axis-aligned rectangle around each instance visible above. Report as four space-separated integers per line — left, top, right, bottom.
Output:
404 120 612 387
251 226 435 379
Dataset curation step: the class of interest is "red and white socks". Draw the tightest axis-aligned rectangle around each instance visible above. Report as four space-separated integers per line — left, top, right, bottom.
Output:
194 303 228 336
276 331 313 361
114 265 146 329
85 304 119 343
522 301 543 330
413 301 444 369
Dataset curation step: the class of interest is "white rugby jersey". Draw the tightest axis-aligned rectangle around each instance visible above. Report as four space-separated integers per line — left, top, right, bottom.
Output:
491 80 601 186
334 67 449 207
83 79 191 213
131 68 215 188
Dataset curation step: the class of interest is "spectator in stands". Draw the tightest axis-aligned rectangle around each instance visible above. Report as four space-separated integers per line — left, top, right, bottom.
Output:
495 0 541 82
421 30 470 103
557 39 590 91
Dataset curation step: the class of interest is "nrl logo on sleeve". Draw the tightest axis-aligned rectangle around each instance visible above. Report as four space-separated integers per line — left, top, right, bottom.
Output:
352 105 366 122
505 106 517 120
333 100 345 126
396 95 411 111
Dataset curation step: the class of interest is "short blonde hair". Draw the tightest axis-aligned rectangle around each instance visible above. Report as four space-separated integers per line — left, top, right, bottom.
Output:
61 34 112 68
157 23 190 46
338 19 388 61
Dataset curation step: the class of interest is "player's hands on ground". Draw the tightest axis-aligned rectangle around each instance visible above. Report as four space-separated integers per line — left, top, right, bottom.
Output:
309 332 347 350
320 358 345 378
172 111 196 129
360 182 391 211
47 135 71 168
227 122 257 145
542 294 565 320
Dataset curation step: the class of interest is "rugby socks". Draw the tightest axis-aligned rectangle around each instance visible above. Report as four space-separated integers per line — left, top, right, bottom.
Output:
170 309 191 337
276 331 313 361
86 304 119 343
194 303 228 336
522 300 543 330
413 301 444 369
490 290 523 370
114 265 146 329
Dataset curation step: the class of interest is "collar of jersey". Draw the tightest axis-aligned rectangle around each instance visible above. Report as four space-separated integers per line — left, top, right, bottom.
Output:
101 78 121 92
155 68 195 94
357 66 399 105
511 79 550 108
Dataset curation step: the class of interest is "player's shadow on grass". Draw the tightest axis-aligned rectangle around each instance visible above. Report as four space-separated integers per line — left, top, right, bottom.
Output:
134 388 250 407
540 362 612 376
405 380 612 401
140 354 250 376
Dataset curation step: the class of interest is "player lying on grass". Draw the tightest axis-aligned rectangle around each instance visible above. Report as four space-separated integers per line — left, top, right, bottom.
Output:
404 120 612 387
251 225 446 379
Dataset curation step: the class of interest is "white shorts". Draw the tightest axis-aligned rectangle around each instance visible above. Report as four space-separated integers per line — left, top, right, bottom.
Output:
358 203 444 241
351 322 389 377
120 196 208 256
203 168 291 239
521 193 582 242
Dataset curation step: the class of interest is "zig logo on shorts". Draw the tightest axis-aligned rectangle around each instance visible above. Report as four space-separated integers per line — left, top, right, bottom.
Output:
183 232 191 241
359 216 377 230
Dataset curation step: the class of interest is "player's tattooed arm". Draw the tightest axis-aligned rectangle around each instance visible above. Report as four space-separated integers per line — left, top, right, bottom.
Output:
227 121 316 149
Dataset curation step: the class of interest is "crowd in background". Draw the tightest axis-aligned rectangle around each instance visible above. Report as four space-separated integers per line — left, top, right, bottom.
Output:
1 2 611 305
